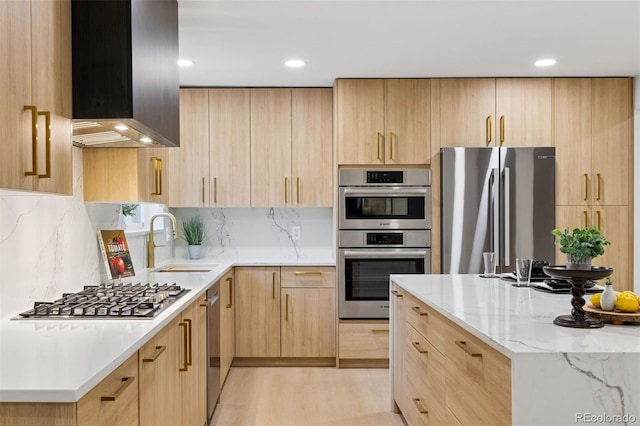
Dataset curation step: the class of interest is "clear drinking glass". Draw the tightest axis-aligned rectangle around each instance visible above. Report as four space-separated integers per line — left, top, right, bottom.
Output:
483 252 496 277
515 258 532 287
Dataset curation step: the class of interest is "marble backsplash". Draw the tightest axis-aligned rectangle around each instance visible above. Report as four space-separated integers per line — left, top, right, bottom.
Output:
0 147 333 319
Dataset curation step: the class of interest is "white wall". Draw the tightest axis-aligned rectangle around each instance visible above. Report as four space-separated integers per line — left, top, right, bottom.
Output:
634 77 639 293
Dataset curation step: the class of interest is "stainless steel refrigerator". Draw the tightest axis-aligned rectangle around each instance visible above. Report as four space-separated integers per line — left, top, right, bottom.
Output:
440 147 556 274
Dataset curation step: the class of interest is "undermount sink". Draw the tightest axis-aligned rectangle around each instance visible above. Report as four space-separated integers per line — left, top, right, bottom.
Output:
152 264 219 273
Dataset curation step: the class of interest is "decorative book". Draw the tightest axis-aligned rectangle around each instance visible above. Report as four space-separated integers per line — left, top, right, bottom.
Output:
97 230 135 280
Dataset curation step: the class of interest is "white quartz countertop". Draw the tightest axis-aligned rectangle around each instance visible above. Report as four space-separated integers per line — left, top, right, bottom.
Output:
390 274 640 357
0 254 335 403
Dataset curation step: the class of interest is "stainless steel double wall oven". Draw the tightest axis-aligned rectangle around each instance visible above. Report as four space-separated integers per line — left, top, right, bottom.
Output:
338 168 431 319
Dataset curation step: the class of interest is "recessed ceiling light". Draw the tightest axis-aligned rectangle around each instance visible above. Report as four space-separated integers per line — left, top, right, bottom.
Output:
114 124 128 131
140 136 152 143
535 58 556 67
177 59 193 67
285 59 305 68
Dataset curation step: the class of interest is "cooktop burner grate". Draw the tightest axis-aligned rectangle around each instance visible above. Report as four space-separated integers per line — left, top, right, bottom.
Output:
17 282 190 319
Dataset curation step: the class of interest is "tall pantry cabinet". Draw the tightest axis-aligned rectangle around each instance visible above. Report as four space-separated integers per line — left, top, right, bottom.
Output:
0 0 72 195
553 78 633 290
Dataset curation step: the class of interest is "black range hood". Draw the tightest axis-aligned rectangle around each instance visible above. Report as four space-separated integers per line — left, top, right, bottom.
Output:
71 0 180 148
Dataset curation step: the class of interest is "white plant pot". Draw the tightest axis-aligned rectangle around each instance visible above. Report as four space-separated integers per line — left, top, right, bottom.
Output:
188 245 201 260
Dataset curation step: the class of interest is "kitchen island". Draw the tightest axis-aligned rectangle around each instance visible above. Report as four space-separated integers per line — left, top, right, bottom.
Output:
390 274 640 426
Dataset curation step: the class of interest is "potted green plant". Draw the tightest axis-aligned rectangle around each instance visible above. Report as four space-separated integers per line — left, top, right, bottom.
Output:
181 215 206 259
551 226 610 270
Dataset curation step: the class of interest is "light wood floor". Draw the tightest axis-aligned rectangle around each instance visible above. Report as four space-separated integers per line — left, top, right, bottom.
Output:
211 367 406 426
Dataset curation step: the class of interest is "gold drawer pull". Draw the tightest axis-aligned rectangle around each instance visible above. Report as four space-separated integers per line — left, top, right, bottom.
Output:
377 132 383 161
272 271 277 299
371 329 389 333
37 111 51 178
142 345 166 363
200 298 210 307
412 306 428 316
101 376 135 401
391 290 403 298
455 340 482 357
411 341 428 354
24 105 38 176
285 293 289 321
584 173 589 201
583 210 589 228
596 173 602 200
412 398 429 414
486 115 492 144
499 115 505 144
179 322 189 371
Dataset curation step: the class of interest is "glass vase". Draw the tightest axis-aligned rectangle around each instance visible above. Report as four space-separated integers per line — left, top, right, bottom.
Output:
566 254 592 270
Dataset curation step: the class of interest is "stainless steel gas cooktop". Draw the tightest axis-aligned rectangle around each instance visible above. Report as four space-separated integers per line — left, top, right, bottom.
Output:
17 282 190 319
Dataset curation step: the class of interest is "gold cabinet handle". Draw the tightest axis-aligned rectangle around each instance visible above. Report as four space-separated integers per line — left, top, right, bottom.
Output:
272 271 277 299
371 329 389 333
455 340 482 357
202 177 205 204
412 398 429 414
377 132 383 161
596 210 601 230
411 341 428 354
101 376 135 402
391 290 403 297
584 173 589 201
389 132 395 160
158 158 163 195
213 177 217 204
284 177 288 204
185 318 193 366
37 111 51 178
24 105 38 176
486 115 493 144
596 173 601 201
294 271 322 276
226 277 233 308
179 322 189 371
200 297 209 307
412 306 428 316
151 157 160 195
142 345 166 363
296 177 300 205
499 115 505 144
583 211 589 228
285 293 289 321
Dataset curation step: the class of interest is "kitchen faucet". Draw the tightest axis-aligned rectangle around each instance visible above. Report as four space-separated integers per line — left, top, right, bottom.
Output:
147 213 178 268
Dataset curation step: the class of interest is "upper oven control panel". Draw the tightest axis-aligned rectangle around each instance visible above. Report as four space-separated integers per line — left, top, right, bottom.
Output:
366 171 404 184
366 232 404 245
338 168 430 187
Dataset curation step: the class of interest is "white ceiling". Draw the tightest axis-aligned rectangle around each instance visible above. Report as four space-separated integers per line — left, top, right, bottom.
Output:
177 0 640 87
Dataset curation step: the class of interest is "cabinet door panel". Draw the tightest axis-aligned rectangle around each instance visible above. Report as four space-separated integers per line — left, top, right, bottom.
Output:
436 78 496 147
180 299 208 426
593 206 631 291
172 88 210 207
336 79 385 164
281 287 335 357
291 88 333 207
210 88 251 207
552 78 591 206
591 78 632 206
384 79 431 164
496 78 552 147
235 267 281 357
250 89 292 207
220 270 235 387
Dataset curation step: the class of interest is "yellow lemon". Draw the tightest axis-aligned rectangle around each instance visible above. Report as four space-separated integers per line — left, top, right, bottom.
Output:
620 290 637 299
615 293 639 313
589 293 602 308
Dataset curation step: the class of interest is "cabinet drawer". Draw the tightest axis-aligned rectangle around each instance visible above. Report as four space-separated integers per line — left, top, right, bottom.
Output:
444 322 511 425
339 321 389 359
403 372 448 426
404 323 445 406
404 293 448 354
280 266 335 288
77 353 139 426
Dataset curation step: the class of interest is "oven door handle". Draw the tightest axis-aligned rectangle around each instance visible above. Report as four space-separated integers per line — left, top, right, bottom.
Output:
342 188 428 197
343 250 429 258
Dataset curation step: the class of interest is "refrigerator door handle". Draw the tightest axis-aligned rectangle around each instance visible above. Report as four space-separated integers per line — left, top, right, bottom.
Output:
503 167 510 266
492 168 500 265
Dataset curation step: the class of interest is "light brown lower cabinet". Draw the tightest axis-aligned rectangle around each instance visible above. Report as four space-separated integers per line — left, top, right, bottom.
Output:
338 320 389 360
395 291 511 425
220 269 235 386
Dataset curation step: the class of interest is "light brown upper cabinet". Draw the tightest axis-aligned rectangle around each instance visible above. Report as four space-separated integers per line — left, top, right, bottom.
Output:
433 78 552 148
83 147 171 203
0 0 72 195
335 79 431 165
251 88 333 207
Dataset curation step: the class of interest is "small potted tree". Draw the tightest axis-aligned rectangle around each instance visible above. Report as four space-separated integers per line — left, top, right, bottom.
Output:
181 215 206 259
552 226 610 270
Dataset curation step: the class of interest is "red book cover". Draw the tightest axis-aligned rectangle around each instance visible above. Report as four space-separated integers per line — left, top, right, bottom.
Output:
97 230 135 280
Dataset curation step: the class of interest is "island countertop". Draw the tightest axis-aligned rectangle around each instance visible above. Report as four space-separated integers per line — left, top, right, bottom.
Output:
389 274 640 425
